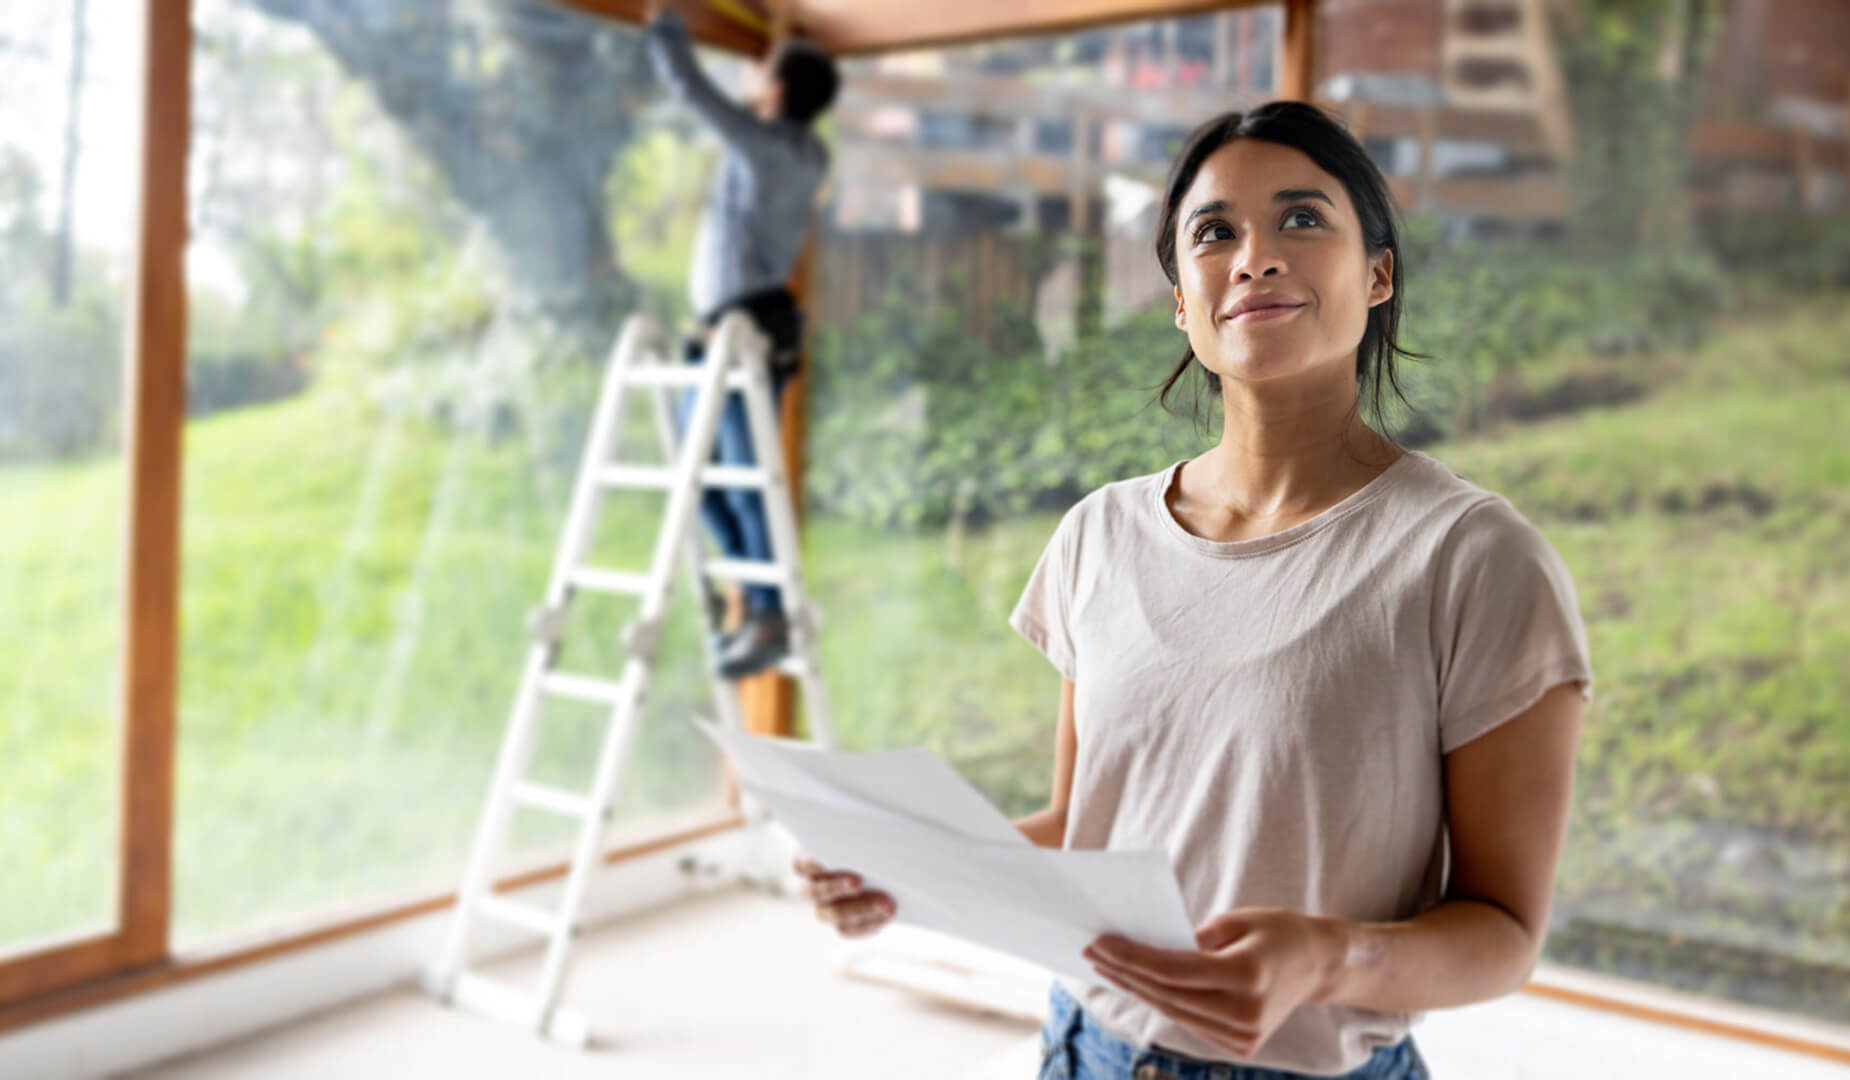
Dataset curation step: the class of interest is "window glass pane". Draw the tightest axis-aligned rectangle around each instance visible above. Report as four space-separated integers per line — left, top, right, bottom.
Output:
0 0 140 956
175 0 734 945
813 4 1850 1028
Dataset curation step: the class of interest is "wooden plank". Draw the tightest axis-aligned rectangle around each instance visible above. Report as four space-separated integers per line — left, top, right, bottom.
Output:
797 0 1278 57
1385 173 1568 219
842 72 1271 126
1525 967 1850 1068
546 0 769 55
117 0 190 975
833 143 1117 196
0 937 121 1011
1689 124 1848 171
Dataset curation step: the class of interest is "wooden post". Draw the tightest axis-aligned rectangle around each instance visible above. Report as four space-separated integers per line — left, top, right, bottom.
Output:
119 0 189 970
1280 0 1315 102
735 236 813 740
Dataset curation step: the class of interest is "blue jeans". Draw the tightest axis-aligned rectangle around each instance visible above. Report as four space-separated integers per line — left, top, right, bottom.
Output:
678 341 791 616
1038 983 1431 1080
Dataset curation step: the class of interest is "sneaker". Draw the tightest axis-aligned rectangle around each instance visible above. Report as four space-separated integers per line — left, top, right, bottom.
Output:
715 610 789 680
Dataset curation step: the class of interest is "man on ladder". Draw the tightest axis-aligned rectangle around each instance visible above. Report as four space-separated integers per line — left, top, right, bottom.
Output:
644 0 839 679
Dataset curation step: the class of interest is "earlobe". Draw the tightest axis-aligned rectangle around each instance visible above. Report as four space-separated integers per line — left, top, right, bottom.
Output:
1369 251 1395 308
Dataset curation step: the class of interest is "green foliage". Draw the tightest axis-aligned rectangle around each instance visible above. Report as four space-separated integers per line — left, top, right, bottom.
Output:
188 290 312 418
1394 221 1728 442
0 387 725 945
1704 211 1850 293
807 279 1208 529
808 223 1749 527
0 280 122 462
1552 0 1727 256
606 127 714 323
0 148 122 461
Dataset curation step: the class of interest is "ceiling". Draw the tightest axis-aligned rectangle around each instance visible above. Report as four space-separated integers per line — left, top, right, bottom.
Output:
552 0 1287 57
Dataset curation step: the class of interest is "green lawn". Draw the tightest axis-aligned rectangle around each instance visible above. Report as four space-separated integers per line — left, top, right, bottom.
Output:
4 294 1847 1018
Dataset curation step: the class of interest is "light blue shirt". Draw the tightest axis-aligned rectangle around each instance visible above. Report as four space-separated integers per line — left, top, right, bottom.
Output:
645 11 828 317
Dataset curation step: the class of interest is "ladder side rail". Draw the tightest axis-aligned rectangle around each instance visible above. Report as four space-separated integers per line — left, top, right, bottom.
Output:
543 315 667 601
528 322 750 1021
646 368 749 738
430 313 662 991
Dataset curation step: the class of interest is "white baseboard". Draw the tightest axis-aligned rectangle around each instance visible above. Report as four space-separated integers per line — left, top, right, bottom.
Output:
0 826 759 1080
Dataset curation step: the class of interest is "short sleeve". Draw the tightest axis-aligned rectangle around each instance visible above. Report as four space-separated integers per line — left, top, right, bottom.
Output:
1431 497 1594 754
1009 508 1080 682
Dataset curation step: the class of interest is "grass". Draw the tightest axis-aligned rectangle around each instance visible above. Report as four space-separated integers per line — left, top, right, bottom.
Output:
3 293 1847 1019
2 382 729 949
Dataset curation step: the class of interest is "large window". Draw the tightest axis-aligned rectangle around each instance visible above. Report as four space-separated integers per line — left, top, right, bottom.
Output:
808 6 1850 1028
171 0 739 944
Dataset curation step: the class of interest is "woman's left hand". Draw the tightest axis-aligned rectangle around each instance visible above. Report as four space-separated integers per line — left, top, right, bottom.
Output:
1084 907 1342 1060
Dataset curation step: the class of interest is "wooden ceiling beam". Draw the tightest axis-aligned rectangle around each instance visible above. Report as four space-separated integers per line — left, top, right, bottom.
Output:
547 0 771 56
792 0 1283 57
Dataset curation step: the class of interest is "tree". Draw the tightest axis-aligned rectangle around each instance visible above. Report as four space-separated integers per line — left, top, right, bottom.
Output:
1552 0 1727 257
51 0 85 306
245 0 658 352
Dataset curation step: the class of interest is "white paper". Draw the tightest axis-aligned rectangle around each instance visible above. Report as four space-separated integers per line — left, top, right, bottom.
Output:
697 722 1198 982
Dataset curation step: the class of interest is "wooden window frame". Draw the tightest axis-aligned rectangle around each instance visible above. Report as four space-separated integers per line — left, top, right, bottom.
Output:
0 0 190 1014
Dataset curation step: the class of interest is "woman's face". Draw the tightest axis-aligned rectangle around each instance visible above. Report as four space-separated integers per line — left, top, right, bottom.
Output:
1171 138 1393 391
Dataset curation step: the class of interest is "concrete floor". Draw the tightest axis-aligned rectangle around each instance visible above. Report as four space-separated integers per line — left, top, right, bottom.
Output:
130 889 1850 1080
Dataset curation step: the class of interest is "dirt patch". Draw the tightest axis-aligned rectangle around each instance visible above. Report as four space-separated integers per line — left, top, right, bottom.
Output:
1594 589 1633 619
1657 482 1778 519
1499 370 1650 422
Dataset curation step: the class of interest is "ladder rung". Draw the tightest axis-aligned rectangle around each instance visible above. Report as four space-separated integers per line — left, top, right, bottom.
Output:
704 559 791 587
509 780 596 819
537 672 628 705
477 894 567 938
598 464 769 491
621 367 750 390
569 567 651 596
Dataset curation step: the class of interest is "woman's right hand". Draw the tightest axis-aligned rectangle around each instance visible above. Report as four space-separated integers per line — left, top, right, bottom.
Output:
793 853 896 938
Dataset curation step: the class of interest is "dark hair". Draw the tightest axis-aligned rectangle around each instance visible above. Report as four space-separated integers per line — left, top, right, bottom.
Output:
1153 100 1423 428
773 42 839 126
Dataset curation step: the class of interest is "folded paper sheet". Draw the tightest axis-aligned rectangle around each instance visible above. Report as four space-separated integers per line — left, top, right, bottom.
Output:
698 722 1197 983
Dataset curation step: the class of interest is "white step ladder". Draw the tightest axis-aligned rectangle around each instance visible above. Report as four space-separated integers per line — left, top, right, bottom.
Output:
422 310 834 1047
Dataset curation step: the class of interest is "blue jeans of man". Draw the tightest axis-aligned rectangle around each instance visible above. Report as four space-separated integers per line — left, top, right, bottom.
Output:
678 330 793 616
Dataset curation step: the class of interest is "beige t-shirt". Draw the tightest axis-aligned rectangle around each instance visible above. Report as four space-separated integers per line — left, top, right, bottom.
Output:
1009 449 1593 1076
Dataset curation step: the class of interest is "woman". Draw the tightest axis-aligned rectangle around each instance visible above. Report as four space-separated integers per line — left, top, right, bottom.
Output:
796 102 1593 1080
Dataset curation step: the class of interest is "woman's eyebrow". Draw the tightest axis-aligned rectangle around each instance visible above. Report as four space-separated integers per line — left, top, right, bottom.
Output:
1185 188 1336 226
